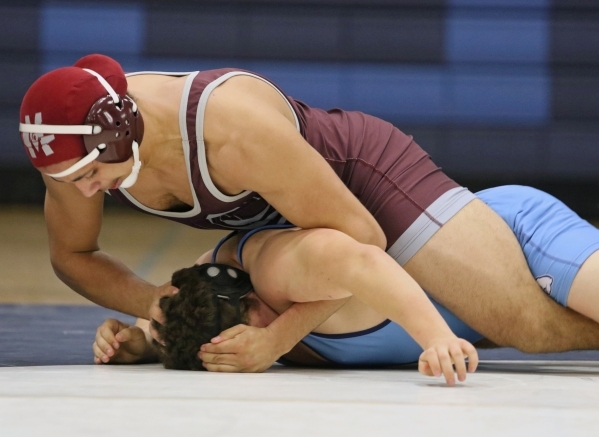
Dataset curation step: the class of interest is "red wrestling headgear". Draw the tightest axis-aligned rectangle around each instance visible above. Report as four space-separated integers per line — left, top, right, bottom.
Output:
19 54 144 187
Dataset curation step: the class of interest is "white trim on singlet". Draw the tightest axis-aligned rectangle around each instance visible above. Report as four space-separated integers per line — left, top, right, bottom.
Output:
125 71 196 77
387 187 477 266
116 70 301 215
195 71 301 203
117 71 203 218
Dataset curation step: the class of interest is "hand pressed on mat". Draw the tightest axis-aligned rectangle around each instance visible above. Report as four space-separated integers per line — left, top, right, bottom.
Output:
93 318 156 364
418 336 478 386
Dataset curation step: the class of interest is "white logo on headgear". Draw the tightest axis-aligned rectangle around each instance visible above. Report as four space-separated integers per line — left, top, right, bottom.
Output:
22 113 55 158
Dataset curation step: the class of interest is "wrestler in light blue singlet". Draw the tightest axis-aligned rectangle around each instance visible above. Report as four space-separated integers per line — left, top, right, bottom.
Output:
213 186 599 366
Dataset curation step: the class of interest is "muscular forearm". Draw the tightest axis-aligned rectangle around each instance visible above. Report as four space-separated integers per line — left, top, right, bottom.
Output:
341 245 456 349
266 298 349 357
43 182 166 320
52 250 157 318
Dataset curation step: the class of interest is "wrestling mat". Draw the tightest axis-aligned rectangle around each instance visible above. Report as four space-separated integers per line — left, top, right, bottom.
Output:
0 304 597 437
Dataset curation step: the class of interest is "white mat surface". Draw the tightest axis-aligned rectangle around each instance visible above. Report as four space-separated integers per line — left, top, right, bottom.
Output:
1 362 598 436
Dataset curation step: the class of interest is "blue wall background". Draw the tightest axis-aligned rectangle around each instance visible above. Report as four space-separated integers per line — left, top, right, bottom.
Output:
1 0 599 202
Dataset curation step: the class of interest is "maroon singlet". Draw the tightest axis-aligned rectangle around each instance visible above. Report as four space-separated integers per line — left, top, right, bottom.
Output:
110 69 461 251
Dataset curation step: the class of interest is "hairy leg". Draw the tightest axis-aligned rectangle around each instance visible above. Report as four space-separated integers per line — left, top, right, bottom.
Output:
568 250 599 324
403 199 599 353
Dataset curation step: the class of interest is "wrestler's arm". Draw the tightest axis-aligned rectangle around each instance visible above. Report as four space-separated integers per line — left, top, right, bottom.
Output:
199 76 384 371
44 176 174 319
243 228 478 384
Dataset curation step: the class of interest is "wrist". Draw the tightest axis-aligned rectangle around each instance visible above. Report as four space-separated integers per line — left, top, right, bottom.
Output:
145 285 162 319
422 333 458 350
265 325 294 357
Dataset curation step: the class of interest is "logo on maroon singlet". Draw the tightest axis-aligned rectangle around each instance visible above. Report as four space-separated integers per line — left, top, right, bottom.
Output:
535 275 553 295
206 196 284 229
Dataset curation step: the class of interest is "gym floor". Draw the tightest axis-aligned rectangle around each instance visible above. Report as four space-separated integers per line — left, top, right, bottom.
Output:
1 206 598 436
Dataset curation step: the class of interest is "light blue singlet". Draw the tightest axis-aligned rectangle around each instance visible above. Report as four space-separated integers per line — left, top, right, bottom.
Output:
478 185 599 307
214 186 599 366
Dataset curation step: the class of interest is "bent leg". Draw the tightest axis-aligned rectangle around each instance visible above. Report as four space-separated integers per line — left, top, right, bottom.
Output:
478 185 599 326
403 198 599 353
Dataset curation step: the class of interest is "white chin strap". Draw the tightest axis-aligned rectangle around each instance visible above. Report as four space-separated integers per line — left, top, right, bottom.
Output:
45 144 105 178
45 140 141 188
119 141 141 189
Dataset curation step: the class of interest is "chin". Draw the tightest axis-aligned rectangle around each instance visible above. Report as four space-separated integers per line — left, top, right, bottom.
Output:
109 178 121 190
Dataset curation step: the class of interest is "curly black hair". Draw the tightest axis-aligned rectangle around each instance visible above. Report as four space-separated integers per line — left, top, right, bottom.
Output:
155 265 255 370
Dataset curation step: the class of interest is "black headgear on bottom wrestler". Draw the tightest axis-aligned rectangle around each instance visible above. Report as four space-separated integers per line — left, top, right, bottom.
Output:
155 263 255 370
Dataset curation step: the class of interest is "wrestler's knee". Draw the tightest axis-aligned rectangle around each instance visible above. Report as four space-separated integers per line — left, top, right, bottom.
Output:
498 319 552 353
489 299 565 353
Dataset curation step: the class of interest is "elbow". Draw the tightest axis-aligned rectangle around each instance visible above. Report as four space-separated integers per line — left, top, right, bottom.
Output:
49 246 90 287
358 224 386 250
325 236 386 295
348 243 385 279
49 247 64 273
49 251 72 284
353 218 386 249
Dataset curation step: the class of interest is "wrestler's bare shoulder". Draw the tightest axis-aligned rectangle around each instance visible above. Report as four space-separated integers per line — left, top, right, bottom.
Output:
126 72 294 124
126 74 186 125
126 73 187 94
124 73 298 207
202 74 301 196
207 74 296 126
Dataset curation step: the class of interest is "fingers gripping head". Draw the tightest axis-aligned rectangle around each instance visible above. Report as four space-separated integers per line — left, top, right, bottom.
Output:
156 264 254 371
19 54 144 174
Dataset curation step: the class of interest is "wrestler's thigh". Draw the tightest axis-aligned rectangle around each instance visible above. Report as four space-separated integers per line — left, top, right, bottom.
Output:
569 250 599 323
484 185 599 323
402 198 549 343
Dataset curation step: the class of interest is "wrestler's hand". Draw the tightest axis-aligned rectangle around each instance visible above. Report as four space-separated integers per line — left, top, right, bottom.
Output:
93 318 151 364
418 337 479 386
148 282 179 345
198 324 279 373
